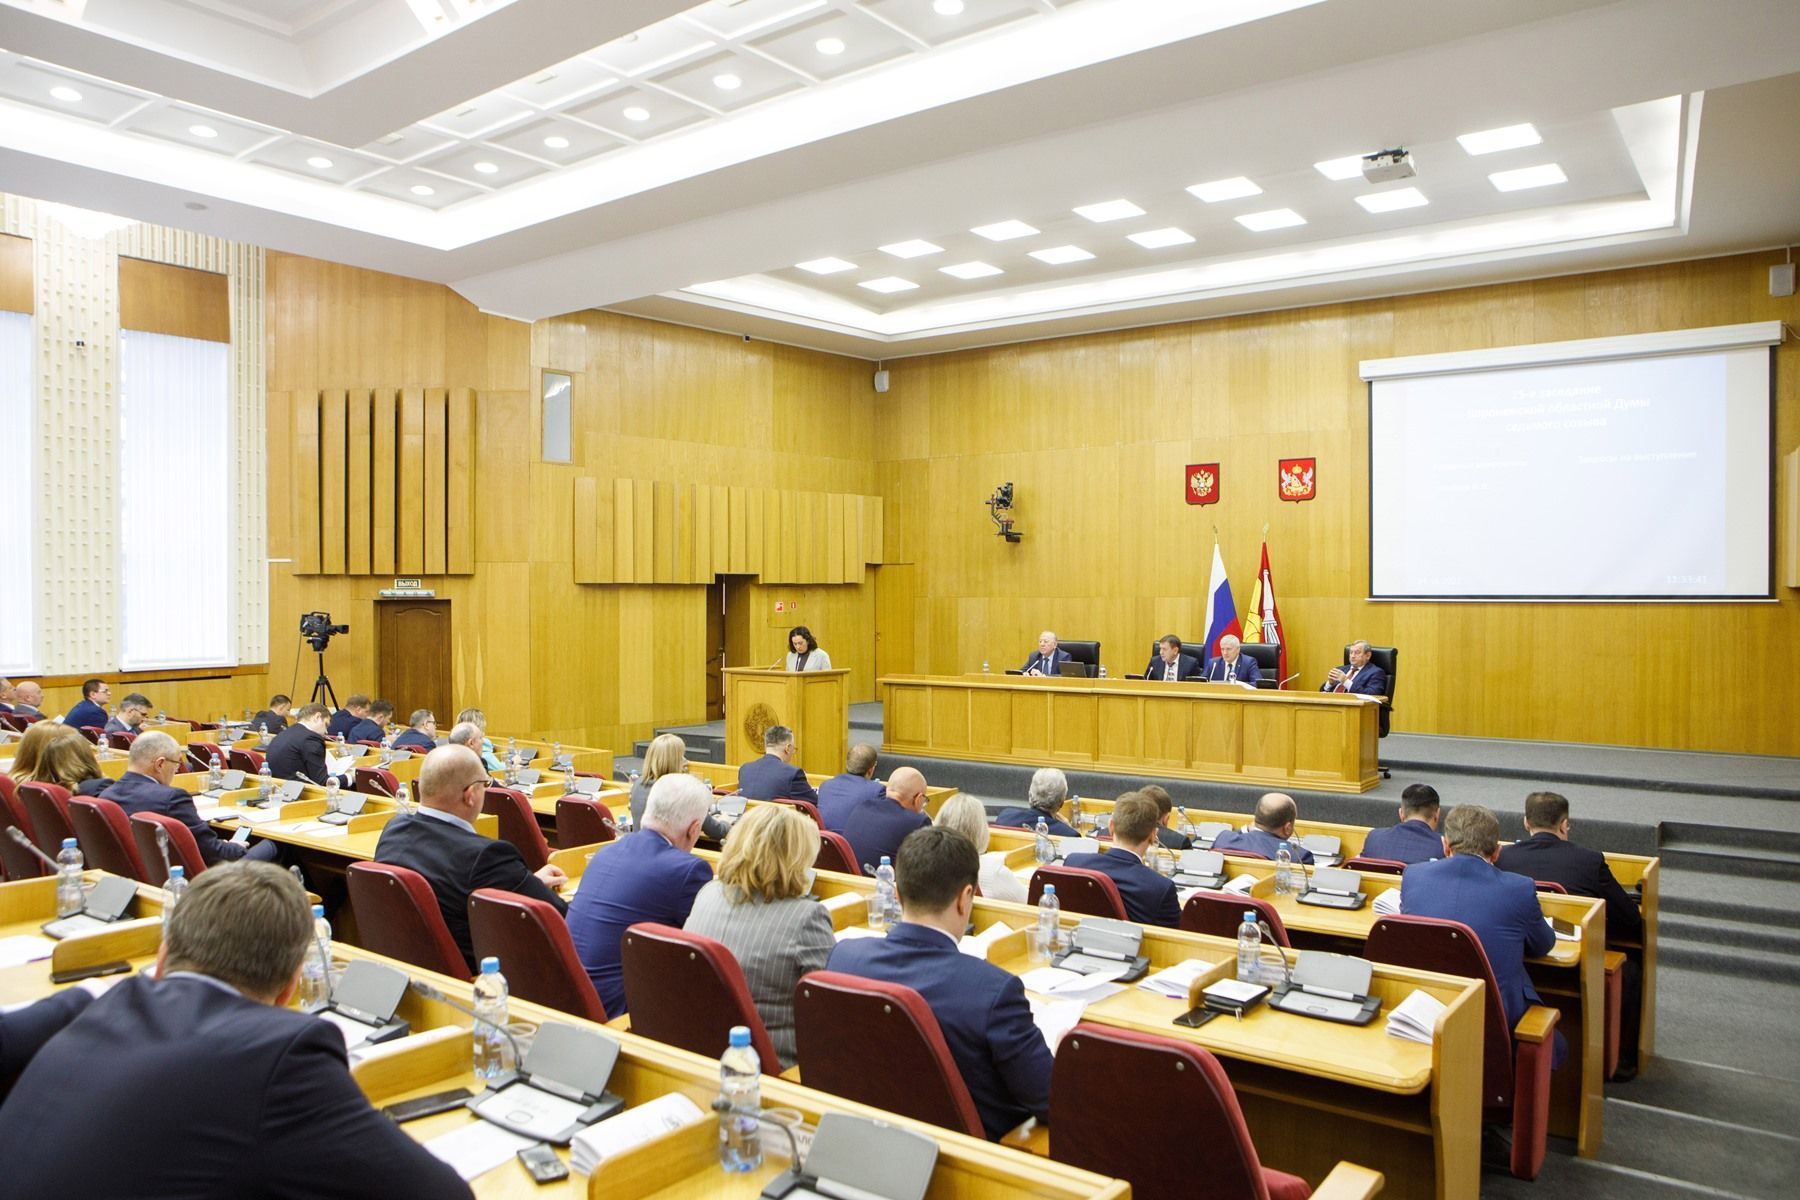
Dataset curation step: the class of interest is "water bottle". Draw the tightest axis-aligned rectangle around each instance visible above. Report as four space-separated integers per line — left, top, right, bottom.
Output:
382 727 396 750
869 857 897 931
1098 665 1108 679
563 769 578 795
1275 841 1293 895
1037 884 1061 957
335 731 346 751
1034 818 1055 865
473 957 510 1082
717 1026 763 1172
257 760 274 804
506 736 518 765
1236 911 1262 983
981 660 990 674
378 745 392 768
504 751 518 788
396 782 414 814
551 741 563 770
164 865 188 911
300 905 331 1008
207 752 223 792
1070 794 1085 833
156 708 166 723
325 775 341 814
55 838 84 917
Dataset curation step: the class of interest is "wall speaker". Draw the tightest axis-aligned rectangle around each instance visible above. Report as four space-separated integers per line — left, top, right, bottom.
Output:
872 369 890 393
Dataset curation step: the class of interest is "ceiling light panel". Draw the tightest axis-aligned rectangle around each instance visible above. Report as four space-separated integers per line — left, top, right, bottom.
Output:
684 0 831 40
1235 208 1306 231
587 20 716 77
653 50 807 113
118 103 277 156
864 0 1043 47
495 53 621 111
0 60 149 125
1313 153 1368 181
419 91 536 139
566 86 709 140
243 137 388 185
357 125 457 164
859 276 919 293
749 9 913 80
1355 186 1428 213
797 257 858 274
1457 122 1541 155
416 143 551 189
1073 199 1145 222
352 168 484 210
1490 163 1567 191
487 117 625 165
880 239 944 258
1128 227 1195 249
971 219 1039 241
1187 176 1261 202
941 261 1003 279
1029 245 1094 264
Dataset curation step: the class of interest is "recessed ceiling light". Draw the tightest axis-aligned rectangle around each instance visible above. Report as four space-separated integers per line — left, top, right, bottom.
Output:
183 201 207 211
1314 154 1368 181
410 184 436 196
1072 199 1145 223
49 85 82 103
713 73 742 91
933 0 966 14
543 135 570 149
1128 227 1195 249
879 239 944 259
859 277 919 293
622 105 651 122
1355 187 1428 213
306 155 333 169
1187 176 1262 203
970 219 1038 241
940 261 1002 280
1489 163 1566 192
1457 122 1541 155
188 124 219 139
1029 245 1094 265
816 37 846 55
473 161 500 175
1235 208 1306 231
796 257 857 274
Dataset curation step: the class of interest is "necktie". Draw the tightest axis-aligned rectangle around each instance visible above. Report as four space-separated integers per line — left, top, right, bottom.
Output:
1164 663 1173 681
1226 662 1235 683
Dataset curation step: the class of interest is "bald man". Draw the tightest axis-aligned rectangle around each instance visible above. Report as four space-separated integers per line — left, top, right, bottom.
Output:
11 681 43 717
838 765 932 875
1212 792 1315 864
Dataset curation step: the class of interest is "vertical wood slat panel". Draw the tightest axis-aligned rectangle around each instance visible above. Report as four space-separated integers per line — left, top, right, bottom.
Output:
843 495 863 581
653 480 675 582
711 485 730 574
614 478 636 583
633 479 654 582
446 387 475 575
808 491 828 583
318 389 347 574
371 389 397 575
746 488 764 576
674 483 695 584
728 486 747 574
293 391 321 575
398 387 425 574
573 476 598 582
423 387 448 575
692 482 712 582
346 390 372 575
865 497 884 564
762 489 783 583
827 494 846 584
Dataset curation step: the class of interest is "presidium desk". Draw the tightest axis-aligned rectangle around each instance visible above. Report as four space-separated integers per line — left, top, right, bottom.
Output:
879 673 1382 794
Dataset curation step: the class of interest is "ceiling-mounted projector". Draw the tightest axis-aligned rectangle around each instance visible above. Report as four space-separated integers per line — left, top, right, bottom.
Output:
1361 148 1416 184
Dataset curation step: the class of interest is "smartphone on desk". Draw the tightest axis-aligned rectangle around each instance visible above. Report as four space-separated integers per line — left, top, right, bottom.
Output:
518 1143 569 1184
1173 1006 1219 1030
382 1088 472 1123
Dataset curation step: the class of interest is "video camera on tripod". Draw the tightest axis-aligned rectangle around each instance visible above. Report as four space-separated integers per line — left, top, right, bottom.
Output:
300 611 349 652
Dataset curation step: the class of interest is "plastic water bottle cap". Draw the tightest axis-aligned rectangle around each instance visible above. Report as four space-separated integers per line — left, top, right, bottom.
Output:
480 957 500 974
879 856 891 865
728 1026 751 1048
62 838 77 849
1043 885 1056 896
1244 911 1256 922
312 904 325 917
170 867 184 880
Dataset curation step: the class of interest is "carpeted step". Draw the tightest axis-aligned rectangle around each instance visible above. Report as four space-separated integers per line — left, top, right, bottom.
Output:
1658 912 1800 958
1660 892 1800 932
1657 846 1800 883
1657 940 1800 986
1660 823 1800 861
1617 1057 1800 1137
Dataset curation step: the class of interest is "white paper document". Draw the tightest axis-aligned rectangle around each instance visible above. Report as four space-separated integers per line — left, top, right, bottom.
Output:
958 921 1013 958
1545 918 1581 942
224 807 286 825
1372 890 1403 916
326 753 358 777
1020 965 1127 1004
424 1119 536 1181
1027 996 1087 1053
1138 958 1211 999
834 925 887 942
1386 988 1447 1044
570 1093 705 1175
1221 874 1258 896
0 934 57 968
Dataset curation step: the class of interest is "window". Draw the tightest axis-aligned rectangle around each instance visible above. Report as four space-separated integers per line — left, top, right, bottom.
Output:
542 370 571 462
0 310 31 672
118 330 233 667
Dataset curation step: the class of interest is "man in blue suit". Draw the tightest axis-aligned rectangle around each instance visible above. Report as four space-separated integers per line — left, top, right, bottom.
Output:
1322 639 1387 697
1401 803 1565 1068
838 766 931 874
737 725 819 803
1020 630 1072 676
1064 793 1180 927
326 694 369 741
1199 635 1261 684
827 827 1052 1140
345 699 393 744
817 744 885 830
390 709 439 752
0 861 474 1198
1141 635 1202 682
0 988 94 1084
1361 783 1447 865
568 774 715 1016
993 767 1080 836
1212 792 1315 864
104 732 279 865
64 677 110 729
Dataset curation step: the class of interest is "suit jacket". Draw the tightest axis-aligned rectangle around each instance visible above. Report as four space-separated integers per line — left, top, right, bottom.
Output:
1064 847 1180 927
736 753 818 803
102 716 142 737
683 882 835 1069
12 703 39 717
103 770 247 865
627 778 730 843
816 773 885 831
1021 649 1072 676
0 988 92 1081
0 974 472 1199
250 709 288 734
994 807 1078 837
1400 853 1554 1029
1321 663 1387 697
1211 826 1314 864
827 922 1052 1140
838 795 931 874
391 729 436 752
1141 652 1201 681
1200 654 1261 684
345 717 386 744
373 811 567 971
64 699 108 729
568 830 713 1017
324 708 360 739
266 722 335 786
1361 819 1445 866
1155 824 1192 850
1497 832 1642 943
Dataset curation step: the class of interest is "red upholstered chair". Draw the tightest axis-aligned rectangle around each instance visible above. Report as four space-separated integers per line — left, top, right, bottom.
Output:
228 748 265 774
129 812 207 885
185 741 224 774
482 787 552 871
0 712 23 731
76 726 104 744
345 862 469 979
1366 915 1560 1180
0 783 46 880
620 923 781 1070
1533 879 1568 894
1180 891 1290 947
0 772 16 813
762 796 824 827
1051 1023 1322 1200
814 831 858 876
105 732 136 751
1027 865 1127 920
67 796 149 882
20 782 75 859
468 888 607 1022
353 766 398 799
180 719 219 732
553 797 617 849
1343 856 1408 875
793 971 986 1139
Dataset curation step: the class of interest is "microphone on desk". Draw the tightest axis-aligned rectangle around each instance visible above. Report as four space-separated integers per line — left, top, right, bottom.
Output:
768 656 786 670
1279 672 1301 689
1257 920 1294 989
7 826 61 872
408 977 522 1067
153 825 174 884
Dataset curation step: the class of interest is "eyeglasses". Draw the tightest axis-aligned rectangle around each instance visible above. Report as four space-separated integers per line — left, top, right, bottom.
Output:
461 777 492 793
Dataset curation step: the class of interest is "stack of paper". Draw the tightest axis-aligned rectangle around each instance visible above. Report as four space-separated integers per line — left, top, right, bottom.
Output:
1545 918 1581 942
326 753 358 778
1027 996 1086 1052
958 921 1012 958
1372 890 1403 916
570 1094 705 1174
0 934 57 969
1385 989 1447 1043
1137 958 1211 999
1221 874 1258 896
423 1121 536 1181
1019 966 1127 1005
834 925 886 942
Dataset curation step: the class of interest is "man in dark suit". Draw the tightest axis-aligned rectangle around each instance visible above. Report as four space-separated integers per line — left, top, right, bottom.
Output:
104 732 277 865
0 861 474 1199
1021 630 1073 676
1212 792 1315 864
1141 635 1202 682
737 725 819 803
373 744 568 970
1 988 94 1084
345 699 393 744
267 703 351 788
827 826 1052 1140
1402 803 1566 1069
1199 635 1261 684
994 767 1080 836
326 694 369 741
568 774 714 1016
250 694 292 735
103 691 151 738
1322 639 1387 697
818 743 884 830
839 766 931 873
1362 783 1448 865
11 680 44 717
391 708 438 752
1139 784 1192 850
1498 790 1642 1076
1064 793 1180 927
64 677 110 729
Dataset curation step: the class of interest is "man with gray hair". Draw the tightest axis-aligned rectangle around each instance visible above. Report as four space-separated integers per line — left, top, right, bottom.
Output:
104 731 277 864
391 708 438 752
454 707 503 770
1021 631 1071 676
1324 639 1387 696
994 766 1079 836
737 724 819 803
0 862 474 1198
568 773 715 1017
0 677 14 713
1200 633 1260 684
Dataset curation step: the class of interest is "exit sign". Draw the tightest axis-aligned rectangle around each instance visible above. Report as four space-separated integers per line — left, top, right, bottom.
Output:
394 577 422 589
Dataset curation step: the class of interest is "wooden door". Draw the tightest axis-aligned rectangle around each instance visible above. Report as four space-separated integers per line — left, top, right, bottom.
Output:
377 599 453 725
705 580 727 721
875 564 916 681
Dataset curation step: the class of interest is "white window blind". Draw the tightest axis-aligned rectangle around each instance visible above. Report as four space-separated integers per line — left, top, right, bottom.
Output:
119 330 233 668
0 311 32 673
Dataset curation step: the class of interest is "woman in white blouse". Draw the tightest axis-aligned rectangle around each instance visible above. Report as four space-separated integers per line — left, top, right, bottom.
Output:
936 793 1027 903
783 625 832 672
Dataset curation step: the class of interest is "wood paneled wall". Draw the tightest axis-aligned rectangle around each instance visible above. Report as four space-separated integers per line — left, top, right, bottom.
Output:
0 232 30 313
875 251 1800 756
118 257 229 341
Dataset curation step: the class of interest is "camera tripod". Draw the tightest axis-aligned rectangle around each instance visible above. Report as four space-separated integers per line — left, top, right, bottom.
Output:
308 648 338 709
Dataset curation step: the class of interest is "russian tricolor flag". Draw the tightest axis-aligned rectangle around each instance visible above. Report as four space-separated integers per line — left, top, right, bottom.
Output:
1202 542 1241 664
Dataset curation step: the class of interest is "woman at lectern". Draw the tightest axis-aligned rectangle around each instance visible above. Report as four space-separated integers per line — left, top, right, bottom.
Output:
784 625 832 672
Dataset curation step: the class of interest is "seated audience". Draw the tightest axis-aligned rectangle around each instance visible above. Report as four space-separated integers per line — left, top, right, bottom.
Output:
1402 803 1565 1068
630 734 730 841
1361 783 1447 865
250 695 292 734
736 725 819 803
8 722 73 785
935 793 1026 903
391 709 438 752
0 677 13 714
266 704 350 788
838 766 931 873
1141 635 1201 682
11 681 43 717
1064 793 1180 927
994 767 1079 836
105 732 278 865
1212 792 1316 863
345 699 393 745
817 743 884 830
1138 784 1192 850
826 827 1052 1140
455 707 504 771
683 805 835 1069
0 861 475 1198
373 745 567 970
1322 639 1387 696
325 694 368 741
64 678 111 730
569 774 715 1017
22 726 113 796
103 692 152 738
1199 634 1260 684
1020 630 1071 676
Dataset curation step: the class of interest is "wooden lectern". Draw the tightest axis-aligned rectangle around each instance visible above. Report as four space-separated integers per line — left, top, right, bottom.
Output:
722 668 849 776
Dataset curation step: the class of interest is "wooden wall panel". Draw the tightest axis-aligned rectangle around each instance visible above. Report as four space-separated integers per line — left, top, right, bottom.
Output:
653 480 675 582
292 391 320 575
613 478 636 583
397 387 425 574
0 232 30 313
346 391 372 575
423 388 447 575
446 388 475 574
370 389 397 575
118 256 229 341
633 479 654 582
318 390 347 574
